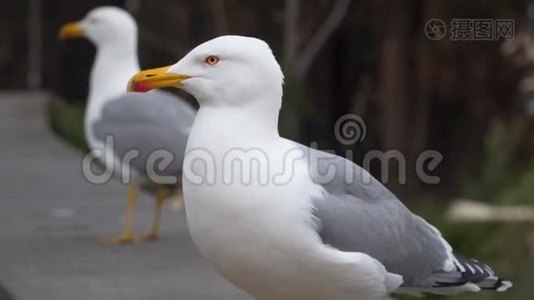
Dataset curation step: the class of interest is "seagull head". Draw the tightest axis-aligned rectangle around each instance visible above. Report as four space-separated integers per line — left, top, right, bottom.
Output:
59 6 136 48
128 35 284 107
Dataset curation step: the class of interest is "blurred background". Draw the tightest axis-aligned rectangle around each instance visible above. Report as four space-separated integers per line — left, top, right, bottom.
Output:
1 0 534 299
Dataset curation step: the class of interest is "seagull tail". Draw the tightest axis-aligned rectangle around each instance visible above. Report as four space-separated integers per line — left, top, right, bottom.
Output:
476 276 513 292
429 256 513 294
397 256 512 296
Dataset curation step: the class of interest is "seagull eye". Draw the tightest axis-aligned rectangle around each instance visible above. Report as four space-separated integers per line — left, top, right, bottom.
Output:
204 55 220 66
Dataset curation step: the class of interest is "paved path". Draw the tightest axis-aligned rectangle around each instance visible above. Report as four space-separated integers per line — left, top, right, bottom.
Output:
0 91 251 300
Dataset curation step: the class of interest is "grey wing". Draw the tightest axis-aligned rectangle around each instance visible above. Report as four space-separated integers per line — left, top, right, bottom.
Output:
303 145 455 287
92 90 195 177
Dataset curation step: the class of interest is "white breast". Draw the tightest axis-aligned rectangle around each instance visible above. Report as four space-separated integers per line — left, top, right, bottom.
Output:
182 112 397 300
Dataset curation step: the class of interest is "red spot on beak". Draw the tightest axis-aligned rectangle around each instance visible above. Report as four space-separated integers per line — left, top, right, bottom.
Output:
132 82 152 93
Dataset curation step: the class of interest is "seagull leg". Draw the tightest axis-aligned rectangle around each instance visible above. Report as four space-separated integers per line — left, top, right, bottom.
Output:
138 187 167 241
101 184 143 244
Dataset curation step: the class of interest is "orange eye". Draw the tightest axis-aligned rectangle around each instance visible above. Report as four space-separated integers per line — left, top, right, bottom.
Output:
204 55 220 66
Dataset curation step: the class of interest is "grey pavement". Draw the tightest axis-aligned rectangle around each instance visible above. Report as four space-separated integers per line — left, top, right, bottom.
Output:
0 91 252 300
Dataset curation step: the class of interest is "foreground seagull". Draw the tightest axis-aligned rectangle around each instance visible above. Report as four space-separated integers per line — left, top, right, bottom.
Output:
127 36 511 299
59 7 196 243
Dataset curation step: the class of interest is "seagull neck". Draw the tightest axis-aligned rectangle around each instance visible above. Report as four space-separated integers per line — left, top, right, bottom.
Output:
198 103 280 140
86 44 140 120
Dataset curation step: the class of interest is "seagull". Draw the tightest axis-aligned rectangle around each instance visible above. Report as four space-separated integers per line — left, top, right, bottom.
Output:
59 6 196 244
127 36 512 299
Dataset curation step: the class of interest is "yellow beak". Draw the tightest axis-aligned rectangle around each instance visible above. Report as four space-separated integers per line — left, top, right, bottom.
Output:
59 22 83 39
127 65 190 93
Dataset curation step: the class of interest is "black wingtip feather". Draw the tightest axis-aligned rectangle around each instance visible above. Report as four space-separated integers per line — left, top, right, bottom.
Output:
433 256 512 292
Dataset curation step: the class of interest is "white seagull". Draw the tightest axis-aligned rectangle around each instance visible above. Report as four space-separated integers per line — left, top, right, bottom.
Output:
127 36 512 299
59 6 196 244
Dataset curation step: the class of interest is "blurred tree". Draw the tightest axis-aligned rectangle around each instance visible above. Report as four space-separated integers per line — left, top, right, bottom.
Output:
376 0 414 192
280 0 351 139
3 0 529 200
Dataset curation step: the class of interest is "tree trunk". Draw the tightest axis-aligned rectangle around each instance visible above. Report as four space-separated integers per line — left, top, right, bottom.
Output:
377 0 413 194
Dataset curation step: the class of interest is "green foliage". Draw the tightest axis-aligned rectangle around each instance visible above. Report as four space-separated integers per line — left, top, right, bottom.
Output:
499 164 534 205
404 201 534 300
461 119 534 206
436 121 534 299
463 121 526 203
427 224 533 300
48 97 88 152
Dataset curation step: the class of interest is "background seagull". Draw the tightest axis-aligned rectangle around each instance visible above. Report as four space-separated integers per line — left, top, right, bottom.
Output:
59 6 196 244
127 35 511 298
